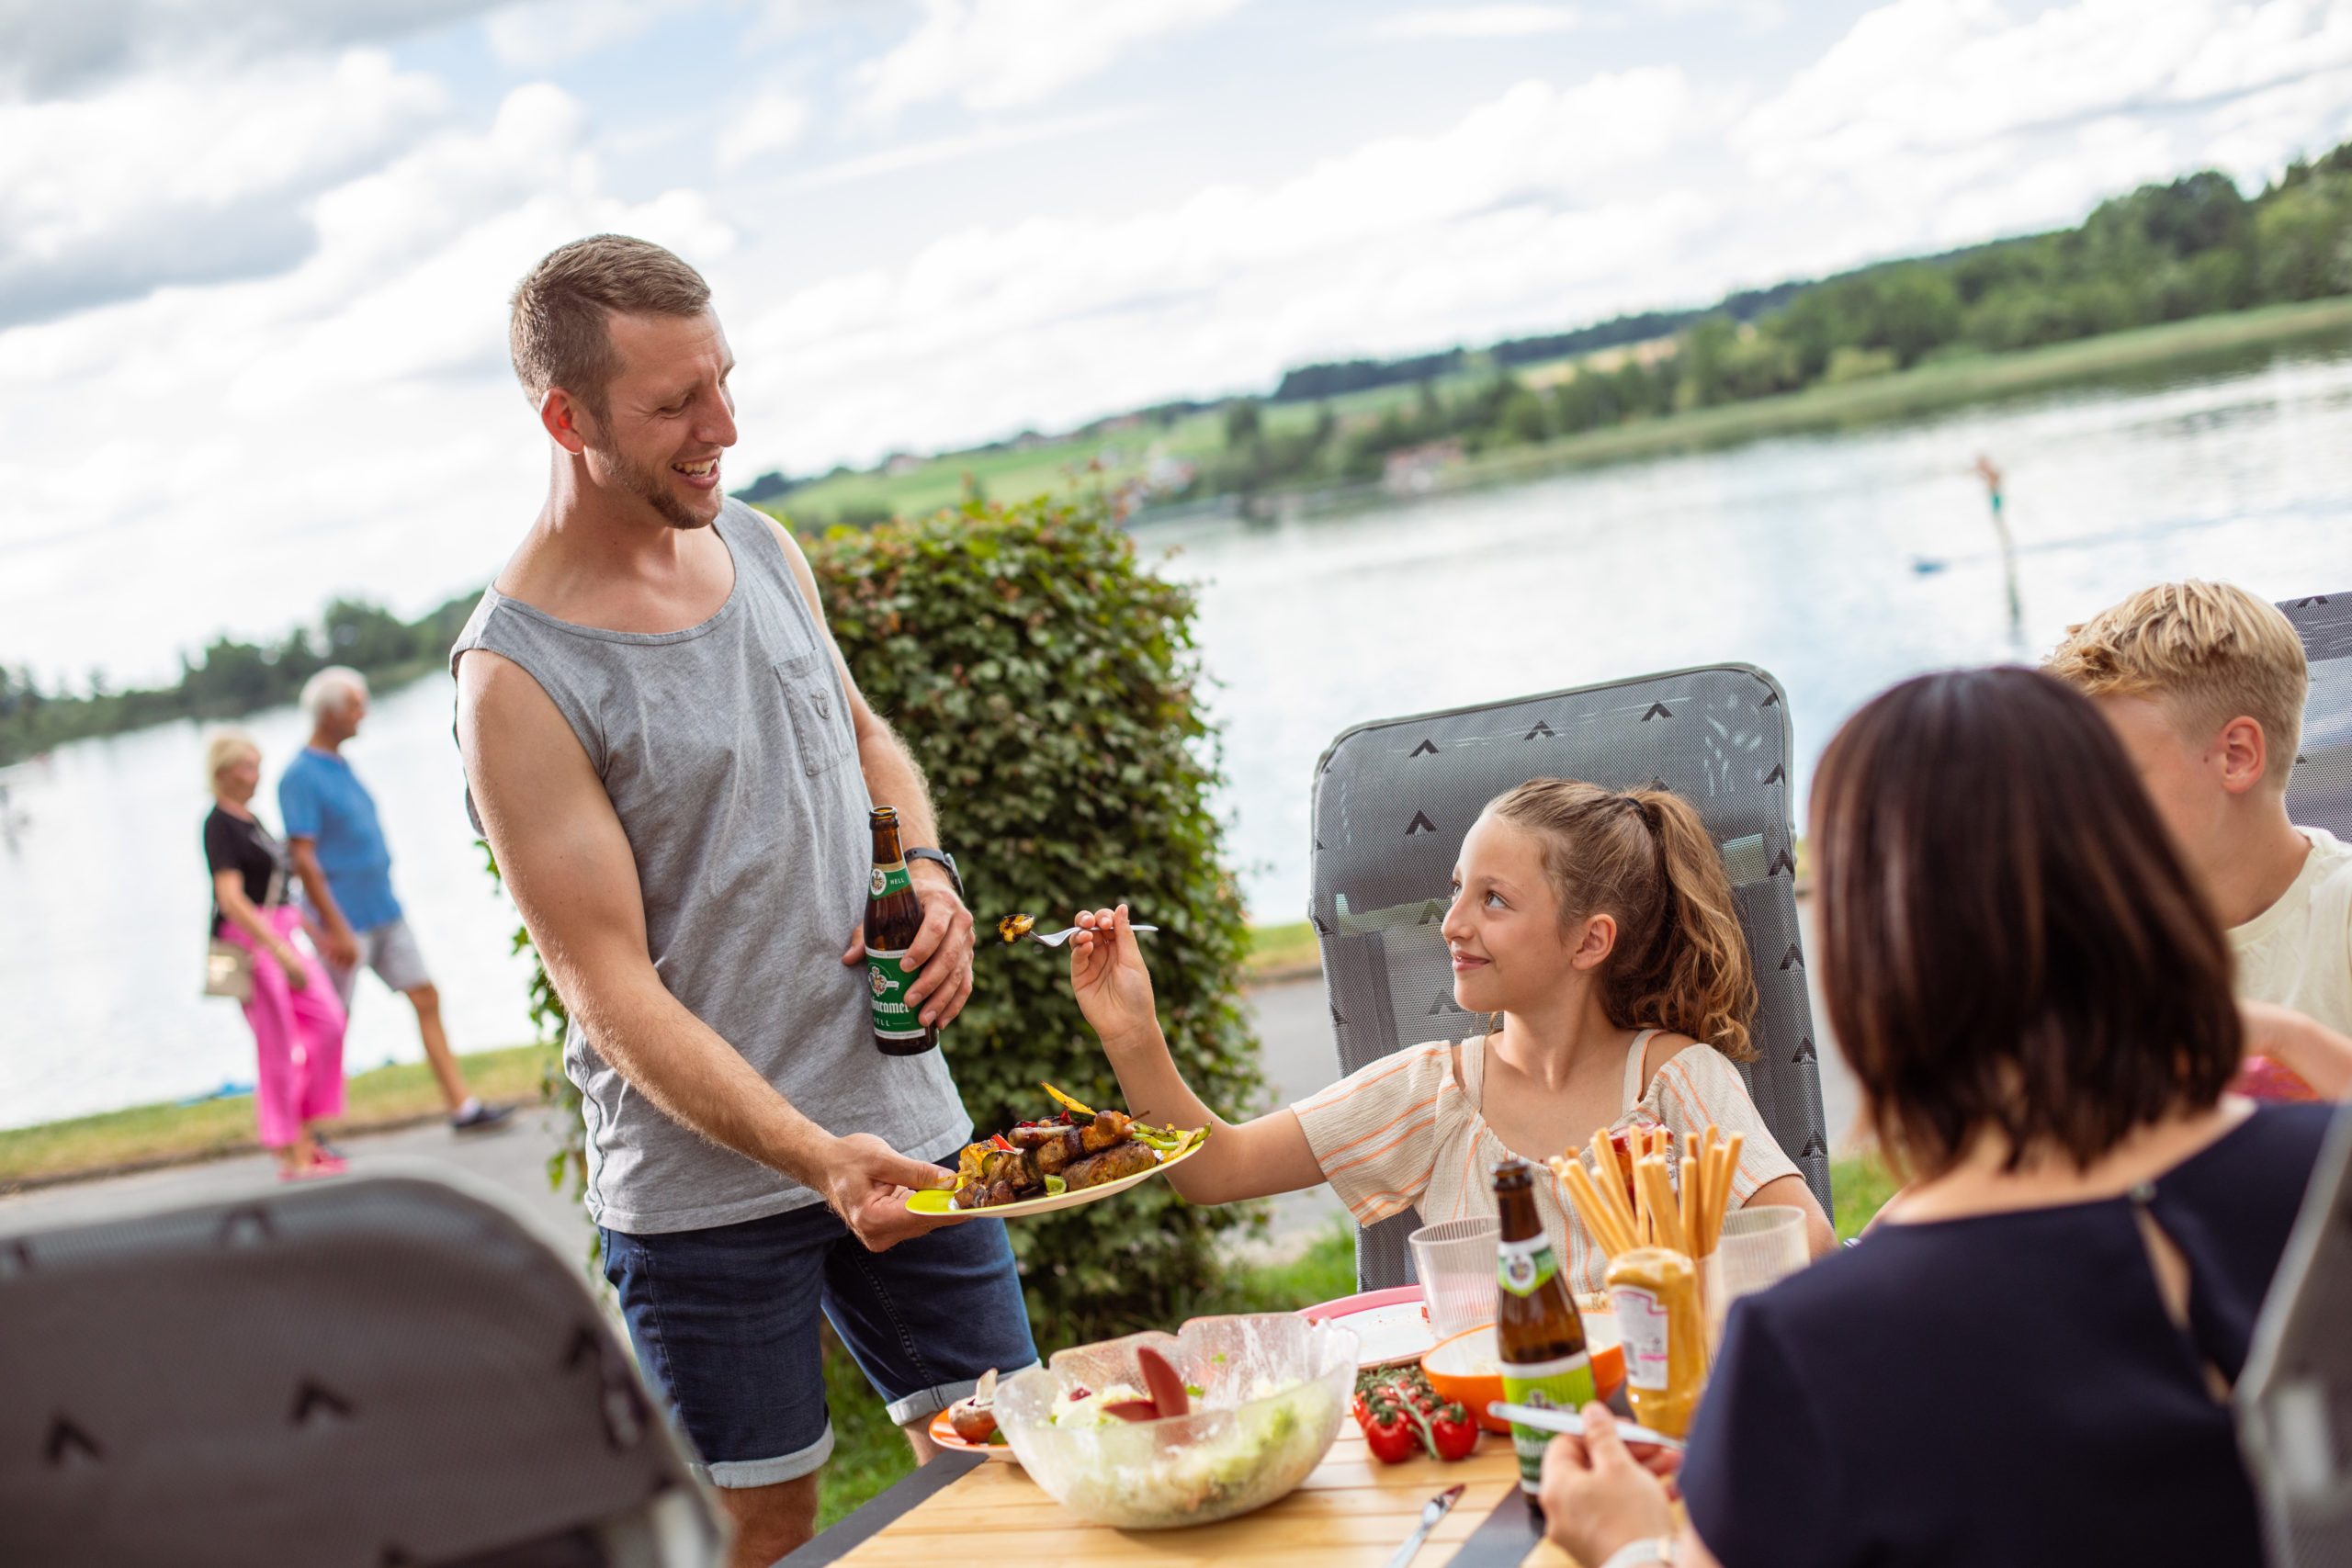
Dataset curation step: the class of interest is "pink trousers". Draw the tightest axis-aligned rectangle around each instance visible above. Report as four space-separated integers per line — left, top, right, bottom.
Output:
223 905 347 1147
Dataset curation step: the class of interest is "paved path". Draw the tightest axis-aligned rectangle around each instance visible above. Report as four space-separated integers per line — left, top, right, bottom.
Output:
0 957 1860 1252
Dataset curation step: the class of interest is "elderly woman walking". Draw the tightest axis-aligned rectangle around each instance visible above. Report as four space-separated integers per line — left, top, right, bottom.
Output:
203 731 347 1179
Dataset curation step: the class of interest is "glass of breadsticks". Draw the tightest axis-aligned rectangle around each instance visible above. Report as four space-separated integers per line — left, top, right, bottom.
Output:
1549 1122 1742 1263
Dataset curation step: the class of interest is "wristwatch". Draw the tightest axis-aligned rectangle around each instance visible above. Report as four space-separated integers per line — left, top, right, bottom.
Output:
1597 1540 1676 1568
905 846 963 902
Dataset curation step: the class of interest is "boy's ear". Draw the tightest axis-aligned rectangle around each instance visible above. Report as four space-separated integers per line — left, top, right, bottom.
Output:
1571 912 1617 971
2216 715 2268 796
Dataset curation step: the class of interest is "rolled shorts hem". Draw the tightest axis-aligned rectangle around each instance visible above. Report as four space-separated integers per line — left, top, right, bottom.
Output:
702 1423 835 1489
886 1359 1043 1427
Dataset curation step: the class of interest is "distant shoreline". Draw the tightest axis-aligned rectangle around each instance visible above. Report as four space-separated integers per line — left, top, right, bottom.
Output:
1130 296 2352 527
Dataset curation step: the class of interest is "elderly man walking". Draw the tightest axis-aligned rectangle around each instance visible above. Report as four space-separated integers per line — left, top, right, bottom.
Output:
282 666 512 1133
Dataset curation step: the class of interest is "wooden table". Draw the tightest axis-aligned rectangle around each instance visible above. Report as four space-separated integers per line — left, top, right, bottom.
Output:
782 1423 1583 1567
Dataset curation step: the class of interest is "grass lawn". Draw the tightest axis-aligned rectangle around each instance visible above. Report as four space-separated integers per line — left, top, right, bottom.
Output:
816 1151 1894 1527
0 1043 557 1188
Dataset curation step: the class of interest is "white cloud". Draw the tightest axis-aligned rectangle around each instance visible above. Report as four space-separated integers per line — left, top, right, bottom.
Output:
1741 0 2352 250
779 106 1141 189
859 0 1248 114
0 72 735 682
1374 6 1583 39
483 0 695 68
737 68 1708 465
717 91 813 169
0 50 448 325
0 0 507 97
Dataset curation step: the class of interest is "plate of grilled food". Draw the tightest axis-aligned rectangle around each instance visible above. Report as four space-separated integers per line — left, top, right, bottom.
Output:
908 1084 1210 1220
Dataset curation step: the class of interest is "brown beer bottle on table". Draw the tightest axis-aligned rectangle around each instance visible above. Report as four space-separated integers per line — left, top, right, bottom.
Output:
1493 1156 1596 1495
865 806 936 1055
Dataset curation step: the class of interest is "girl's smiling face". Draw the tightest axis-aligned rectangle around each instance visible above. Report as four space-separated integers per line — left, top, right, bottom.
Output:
1442 811 1614 1015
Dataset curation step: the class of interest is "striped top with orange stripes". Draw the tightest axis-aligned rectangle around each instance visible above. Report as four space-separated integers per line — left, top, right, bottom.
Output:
1291 1027 1799 1295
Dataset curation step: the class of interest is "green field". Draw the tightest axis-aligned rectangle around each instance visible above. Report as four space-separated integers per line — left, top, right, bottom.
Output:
1445 295 2352 491
766 355 1577 527
765 296 2352 530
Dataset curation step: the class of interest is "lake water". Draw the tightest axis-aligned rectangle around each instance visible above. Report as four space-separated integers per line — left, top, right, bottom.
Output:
6 349 2351 1127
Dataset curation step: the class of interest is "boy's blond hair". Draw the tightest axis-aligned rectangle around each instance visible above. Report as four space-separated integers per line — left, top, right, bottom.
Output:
2046 581 2307 785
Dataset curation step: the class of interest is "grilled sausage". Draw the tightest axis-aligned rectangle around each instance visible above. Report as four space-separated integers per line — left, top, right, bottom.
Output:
1063 1139 1158 1190
1080 1110 1134 1154
1030 1128 1085 1176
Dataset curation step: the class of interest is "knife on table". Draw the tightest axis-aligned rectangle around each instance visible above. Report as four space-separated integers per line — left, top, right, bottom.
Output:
1384 1482 1464 1568
1487 1401 1687 1452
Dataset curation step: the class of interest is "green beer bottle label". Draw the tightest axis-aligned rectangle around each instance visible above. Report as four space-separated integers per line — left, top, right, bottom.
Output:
866 863 922 1042
1498 1235 1559 1298
1500 1352 1597 1493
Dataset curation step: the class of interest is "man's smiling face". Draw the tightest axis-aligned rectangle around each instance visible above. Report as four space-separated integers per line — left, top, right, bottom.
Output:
579 308 739 530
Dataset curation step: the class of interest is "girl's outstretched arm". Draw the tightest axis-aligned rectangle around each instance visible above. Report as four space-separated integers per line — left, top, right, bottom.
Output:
1069 904 1326 1205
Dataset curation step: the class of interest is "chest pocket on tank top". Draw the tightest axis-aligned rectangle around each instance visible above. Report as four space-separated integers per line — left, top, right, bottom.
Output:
775 652 854 776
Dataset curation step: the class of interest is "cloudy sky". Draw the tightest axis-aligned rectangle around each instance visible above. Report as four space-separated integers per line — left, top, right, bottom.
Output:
4 0 2351 684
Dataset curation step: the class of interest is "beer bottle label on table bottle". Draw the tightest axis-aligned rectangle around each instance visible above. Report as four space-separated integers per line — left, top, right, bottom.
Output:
1499 1351 1597 1492
1498 1235 1559 1298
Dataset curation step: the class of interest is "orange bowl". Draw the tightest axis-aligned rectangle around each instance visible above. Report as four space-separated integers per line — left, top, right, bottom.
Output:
1423 1314 1624 1434
1422 1325 1510 1434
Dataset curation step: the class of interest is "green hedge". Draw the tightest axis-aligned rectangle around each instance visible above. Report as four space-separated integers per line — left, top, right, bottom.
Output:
802 494 1266 1342
503 492 1265 1342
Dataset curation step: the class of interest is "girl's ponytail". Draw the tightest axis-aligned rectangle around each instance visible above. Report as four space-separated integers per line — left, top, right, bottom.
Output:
1616 790 1756 1061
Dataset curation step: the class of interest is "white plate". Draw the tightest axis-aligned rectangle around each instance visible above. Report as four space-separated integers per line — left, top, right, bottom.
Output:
1321 1300 1435 1368
906 1128 1209 1221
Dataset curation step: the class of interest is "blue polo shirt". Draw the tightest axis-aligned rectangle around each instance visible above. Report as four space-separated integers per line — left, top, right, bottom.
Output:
278 747 402 932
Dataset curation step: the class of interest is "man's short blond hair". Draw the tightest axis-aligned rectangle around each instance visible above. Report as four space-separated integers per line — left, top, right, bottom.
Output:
2046 580 2308 780
509 235 710 420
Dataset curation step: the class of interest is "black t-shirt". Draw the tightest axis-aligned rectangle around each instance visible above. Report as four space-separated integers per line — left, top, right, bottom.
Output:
203 806 285 937
1680 1102 2335 1568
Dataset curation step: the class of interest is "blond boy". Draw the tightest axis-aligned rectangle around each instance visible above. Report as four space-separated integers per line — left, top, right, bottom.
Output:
2047 581 2352 1096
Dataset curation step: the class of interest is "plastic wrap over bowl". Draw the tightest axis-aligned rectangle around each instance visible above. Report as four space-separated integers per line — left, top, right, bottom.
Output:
993 1313 1360 1529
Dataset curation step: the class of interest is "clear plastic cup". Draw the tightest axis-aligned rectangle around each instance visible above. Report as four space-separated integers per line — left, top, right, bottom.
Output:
1713 1204 1809 1323
1408 1216 1501 1341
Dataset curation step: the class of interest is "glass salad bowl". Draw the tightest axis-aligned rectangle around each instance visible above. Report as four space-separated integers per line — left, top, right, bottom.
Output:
992 1313 1359 1529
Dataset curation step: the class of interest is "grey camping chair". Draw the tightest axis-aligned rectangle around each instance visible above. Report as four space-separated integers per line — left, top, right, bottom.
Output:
2281 591 2352 842
1309 665 1831 1292
0 1170 719 1568
2238 1106 2352 1568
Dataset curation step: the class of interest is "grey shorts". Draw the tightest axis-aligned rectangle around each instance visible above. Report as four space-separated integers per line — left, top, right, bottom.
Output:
311 912 432 1012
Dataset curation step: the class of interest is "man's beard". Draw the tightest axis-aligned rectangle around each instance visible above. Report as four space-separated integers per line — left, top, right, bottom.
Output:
599 441 715 531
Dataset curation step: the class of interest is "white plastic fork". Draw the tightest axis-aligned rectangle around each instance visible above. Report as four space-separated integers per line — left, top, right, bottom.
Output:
1021 921 1159 949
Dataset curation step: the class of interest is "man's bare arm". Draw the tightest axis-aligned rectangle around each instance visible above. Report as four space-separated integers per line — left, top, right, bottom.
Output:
286 839 359 967
766 518 975 1028
456 647 949 1248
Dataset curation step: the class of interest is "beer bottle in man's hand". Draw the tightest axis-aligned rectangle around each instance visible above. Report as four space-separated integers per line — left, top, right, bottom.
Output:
865 806 937 1055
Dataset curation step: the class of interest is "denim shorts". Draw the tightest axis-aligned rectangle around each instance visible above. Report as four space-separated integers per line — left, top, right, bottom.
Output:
600 1193 1037 1488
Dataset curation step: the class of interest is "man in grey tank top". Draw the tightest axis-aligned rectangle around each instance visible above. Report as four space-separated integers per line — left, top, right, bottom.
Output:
453 235 1035 1565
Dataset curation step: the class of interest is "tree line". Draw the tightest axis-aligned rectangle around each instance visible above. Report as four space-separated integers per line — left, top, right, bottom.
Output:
0 594 479 766
1183 143 2352 501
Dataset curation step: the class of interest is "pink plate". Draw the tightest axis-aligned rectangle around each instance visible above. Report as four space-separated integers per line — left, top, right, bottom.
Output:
1297 1285 1432 1368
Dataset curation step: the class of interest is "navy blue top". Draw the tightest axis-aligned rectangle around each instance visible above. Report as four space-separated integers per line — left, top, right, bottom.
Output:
1682 1103 2336 1568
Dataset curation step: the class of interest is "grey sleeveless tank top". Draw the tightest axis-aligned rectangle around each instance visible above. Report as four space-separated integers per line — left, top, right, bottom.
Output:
450 500 971 1234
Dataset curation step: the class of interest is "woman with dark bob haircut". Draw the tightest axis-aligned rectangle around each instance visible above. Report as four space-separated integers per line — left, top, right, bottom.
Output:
1538 668 2337 1568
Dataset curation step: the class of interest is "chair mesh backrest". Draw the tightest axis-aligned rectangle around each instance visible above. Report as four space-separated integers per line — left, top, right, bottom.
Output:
2238 1107 2352 1568
2282 592 2352 843
0 1172 716 1568
1310 665 1831 1292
